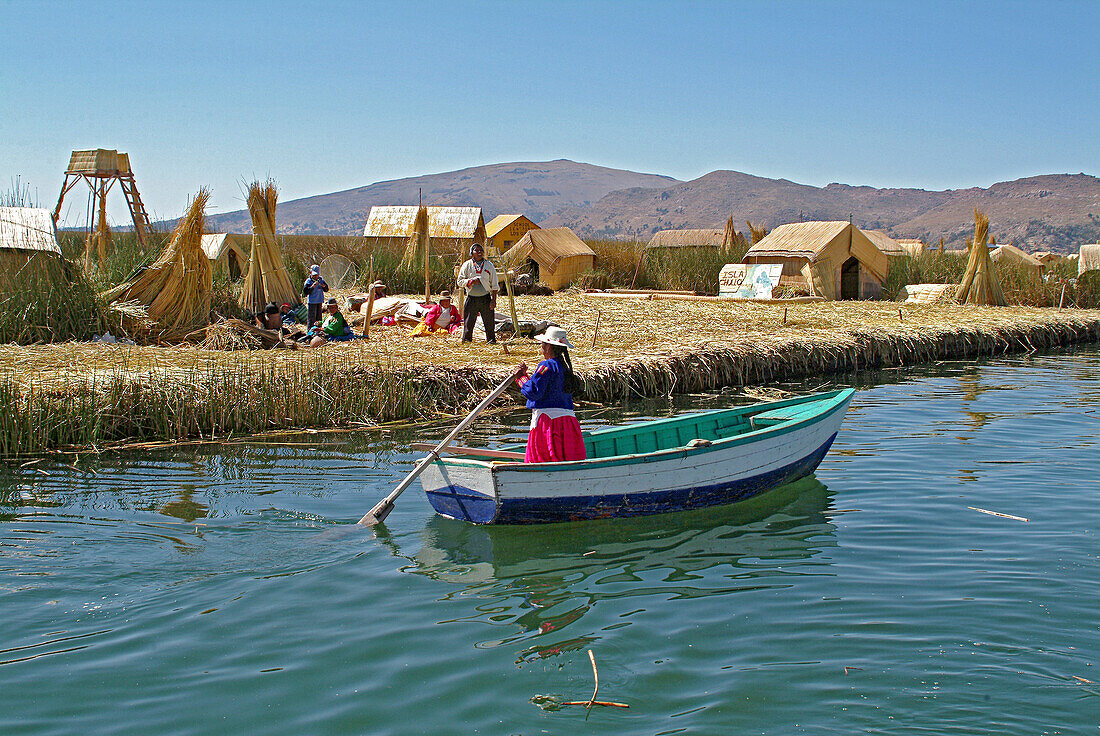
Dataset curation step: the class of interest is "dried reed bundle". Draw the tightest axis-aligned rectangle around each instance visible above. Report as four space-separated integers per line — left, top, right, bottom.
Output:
955 208 1006 306
85 193 112 271
200 318 288 351
747 221 768 245
104 189 213 337
240 181 297 314
721 216 748 254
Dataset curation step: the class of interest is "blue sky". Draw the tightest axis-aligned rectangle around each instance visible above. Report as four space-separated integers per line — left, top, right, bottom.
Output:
3 0 1097 226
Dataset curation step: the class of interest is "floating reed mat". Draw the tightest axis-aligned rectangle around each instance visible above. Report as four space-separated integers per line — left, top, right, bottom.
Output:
0 357 506 457
240 180 297 313
103 189 212 339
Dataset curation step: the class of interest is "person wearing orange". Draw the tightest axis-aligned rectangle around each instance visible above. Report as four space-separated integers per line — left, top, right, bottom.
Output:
411 291 462 336
513 327 587 463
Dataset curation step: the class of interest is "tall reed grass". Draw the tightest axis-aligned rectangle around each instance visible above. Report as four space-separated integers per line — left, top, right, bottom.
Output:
0 251 112 344
0 356 445 457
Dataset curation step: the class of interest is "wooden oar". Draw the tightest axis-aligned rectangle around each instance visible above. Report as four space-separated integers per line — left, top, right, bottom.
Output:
358 373 516 526
408 442 524 460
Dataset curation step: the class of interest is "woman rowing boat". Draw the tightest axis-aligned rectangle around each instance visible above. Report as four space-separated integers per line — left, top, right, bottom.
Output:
513 327 587 463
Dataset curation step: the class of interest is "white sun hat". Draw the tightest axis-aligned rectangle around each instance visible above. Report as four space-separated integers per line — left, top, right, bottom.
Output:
534 326 573 348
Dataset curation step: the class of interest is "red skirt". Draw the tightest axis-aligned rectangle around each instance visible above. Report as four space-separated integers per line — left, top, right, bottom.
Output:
525 413 587 463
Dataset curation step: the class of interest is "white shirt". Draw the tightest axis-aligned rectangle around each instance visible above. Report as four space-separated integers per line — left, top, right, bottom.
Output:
457 258 498 297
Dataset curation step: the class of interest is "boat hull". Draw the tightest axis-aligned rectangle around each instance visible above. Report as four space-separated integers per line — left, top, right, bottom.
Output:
421 389 853 525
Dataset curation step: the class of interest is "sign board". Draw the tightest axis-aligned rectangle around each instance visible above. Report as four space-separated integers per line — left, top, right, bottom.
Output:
718 263 783 299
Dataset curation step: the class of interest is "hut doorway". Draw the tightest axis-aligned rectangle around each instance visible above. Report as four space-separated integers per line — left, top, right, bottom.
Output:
840 257 860 300
227 250 241 281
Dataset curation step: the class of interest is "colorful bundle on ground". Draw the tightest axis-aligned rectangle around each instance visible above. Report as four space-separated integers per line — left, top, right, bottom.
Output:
240 181 297 314
955 208 1006 306
104 189 213 337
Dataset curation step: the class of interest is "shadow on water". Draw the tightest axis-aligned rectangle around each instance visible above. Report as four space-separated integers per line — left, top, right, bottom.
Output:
377 477 837 661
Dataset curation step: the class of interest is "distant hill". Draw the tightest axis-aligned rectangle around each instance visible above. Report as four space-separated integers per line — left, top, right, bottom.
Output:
547 171 1100 252
189 160 1100 252
200 160 678 235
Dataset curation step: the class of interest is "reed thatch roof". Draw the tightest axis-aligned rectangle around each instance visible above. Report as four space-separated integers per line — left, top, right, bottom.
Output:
1031 251 1065 266
863 230 907 257
65 149 133 176
0 207 62 254
896 239 925 257
485 214 534 239
646 229 726 249
201 233 244 261
501 227 595 290
1079 244 1100 275
747 221 888 278
991 244 1042 269
364 206 485 240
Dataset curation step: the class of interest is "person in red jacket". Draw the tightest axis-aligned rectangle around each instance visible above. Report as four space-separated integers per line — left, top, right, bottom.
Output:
411 291 462 336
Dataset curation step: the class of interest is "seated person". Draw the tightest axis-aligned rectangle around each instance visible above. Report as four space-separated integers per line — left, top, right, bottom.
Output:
309 298 349 347
370 281 388 300
254 302 283 331
410 291 461 336
279 303 299 325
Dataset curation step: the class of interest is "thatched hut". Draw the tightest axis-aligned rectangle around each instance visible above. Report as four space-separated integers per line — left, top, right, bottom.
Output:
1031 251 1066 268
1078 244 1100 275
486 214 539 253
201 234 249 280
646 229 726 252
0 206 64 288
363 206 485 255
0 207 62 257
743 221 888 300
991 244 1042 280
896 239 925 257
863 230 908 260
500 227 595 290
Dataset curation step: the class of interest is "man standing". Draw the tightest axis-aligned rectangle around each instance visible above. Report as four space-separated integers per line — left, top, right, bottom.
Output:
457 243 498 343
303 264 329 328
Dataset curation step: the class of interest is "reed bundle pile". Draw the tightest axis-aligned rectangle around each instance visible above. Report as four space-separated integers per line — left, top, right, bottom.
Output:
956 208 1006 306
240 181 297 314
85 193 112 271
103 189 213 338
199 318 291 351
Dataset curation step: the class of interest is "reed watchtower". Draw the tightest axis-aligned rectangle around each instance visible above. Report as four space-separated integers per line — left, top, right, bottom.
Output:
52 149 152 246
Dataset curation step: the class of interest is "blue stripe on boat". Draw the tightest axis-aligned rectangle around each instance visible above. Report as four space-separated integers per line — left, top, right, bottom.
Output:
425 486 497 524
427 432 837 525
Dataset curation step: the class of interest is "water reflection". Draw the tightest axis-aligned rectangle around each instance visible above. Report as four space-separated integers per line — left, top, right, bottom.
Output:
382 478 837 660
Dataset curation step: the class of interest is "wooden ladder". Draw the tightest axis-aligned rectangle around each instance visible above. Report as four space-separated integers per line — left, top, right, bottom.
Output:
118 173 152 245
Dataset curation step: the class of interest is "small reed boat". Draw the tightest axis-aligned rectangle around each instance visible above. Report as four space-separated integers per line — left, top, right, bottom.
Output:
418 388 855 524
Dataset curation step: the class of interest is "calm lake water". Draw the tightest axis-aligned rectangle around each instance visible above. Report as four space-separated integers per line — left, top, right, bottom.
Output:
2 348 1098 735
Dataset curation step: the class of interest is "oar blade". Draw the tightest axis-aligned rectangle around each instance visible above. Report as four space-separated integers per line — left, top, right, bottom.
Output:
359 498 394 526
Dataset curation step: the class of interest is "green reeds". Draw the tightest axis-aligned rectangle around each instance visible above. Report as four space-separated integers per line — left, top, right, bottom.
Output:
0 250 112 344
0 356 448 457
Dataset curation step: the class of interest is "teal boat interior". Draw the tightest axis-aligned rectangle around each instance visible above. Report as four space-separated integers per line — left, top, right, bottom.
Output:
499 388 853 461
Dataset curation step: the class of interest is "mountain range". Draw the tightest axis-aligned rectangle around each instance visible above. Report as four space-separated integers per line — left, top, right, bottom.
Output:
201 160 1100 252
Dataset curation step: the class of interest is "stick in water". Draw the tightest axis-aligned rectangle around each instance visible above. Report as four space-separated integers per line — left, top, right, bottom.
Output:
358 373 516 525
968 506 1029 522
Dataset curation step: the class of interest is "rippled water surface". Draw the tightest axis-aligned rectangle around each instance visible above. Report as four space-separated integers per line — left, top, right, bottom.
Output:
2 348 1099 734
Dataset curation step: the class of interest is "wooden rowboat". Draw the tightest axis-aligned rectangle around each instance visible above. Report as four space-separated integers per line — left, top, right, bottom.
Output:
419 388 855 525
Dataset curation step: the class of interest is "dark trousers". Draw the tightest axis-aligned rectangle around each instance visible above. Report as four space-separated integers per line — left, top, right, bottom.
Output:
307 302 323 328
462 293 495 343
